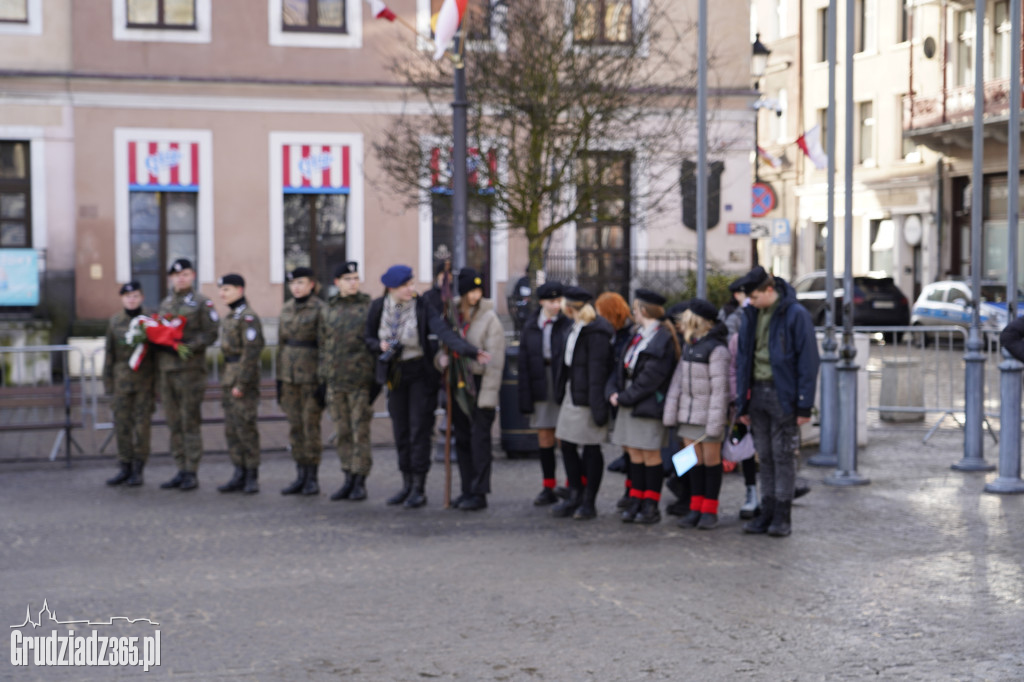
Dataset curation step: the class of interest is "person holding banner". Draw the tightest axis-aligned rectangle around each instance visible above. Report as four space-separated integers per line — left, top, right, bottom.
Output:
103 281 156 487
607 289 680 525
663 299 731 530
551 287 613 520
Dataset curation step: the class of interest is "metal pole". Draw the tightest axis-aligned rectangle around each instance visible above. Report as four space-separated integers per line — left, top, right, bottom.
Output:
987 0 1024 494
954 0 995 471
810 0 839 468
696 0 708 299
826 0 868 487
452 34 468 272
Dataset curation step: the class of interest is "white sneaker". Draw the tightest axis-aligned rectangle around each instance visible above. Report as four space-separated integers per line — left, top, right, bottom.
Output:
739 485 760 519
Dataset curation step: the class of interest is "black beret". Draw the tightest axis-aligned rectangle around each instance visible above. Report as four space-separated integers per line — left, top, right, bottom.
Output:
563 286 593 303
536 281 563 300
333 261 359 279
740 265 772 294
666 300 691 318
728 276 747 293
634 288 667 306
287 266 315 281
689 298 719 323
218 273 245 287
168 258 193 274
458 268 484 296
119 281 142 295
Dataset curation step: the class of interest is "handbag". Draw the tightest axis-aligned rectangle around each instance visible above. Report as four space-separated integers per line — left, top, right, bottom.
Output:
722 418 756 462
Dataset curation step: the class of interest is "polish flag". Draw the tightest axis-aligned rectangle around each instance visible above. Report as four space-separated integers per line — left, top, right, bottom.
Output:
433 0 468 60
757 146 782 169
366 0 396 21
796 125 828 170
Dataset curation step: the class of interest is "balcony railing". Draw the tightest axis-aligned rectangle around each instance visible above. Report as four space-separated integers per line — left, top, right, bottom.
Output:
903 77 1017 131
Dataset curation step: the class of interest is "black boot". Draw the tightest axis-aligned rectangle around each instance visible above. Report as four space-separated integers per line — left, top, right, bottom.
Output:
243 468 259 494
179 471 198 491
768 499 792 537
348 474 367 501
744 497 776 534
280 463 307 495
106 462 131 486
635 499 662 525
217 466 246 493
533 488 559 506
387 472 413 505
459 494 487 511
330 471 354 501
301 464 320 495
160 470 185 489
551 487 582 518
620 497 642 523
404 473 427 508
126 460 145 487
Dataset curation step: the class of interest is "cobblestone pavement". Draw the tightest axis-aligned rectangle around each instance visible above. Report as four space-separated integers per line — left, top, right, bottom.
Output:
2 426 1023 681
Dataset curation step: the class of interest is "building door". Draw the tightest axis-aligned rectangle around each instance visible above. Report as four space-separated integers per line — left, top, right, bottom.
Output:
129 191 198 309
576 152 631 298
283 193 347 298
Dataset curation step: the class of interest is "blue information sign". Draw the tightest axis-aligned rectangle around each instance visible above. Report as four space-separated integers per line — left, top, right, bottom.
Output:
0 249 40 306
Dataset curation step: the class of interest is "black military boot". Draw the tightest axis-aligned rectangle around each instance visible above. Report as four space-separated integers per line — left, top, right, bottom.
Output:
387 473 413 505
403 473 427 508
281 463 307 495
179 471 198 491
533 488 559 506
743 497 776 534
160 471 185 489
217 466 246 493
330 471 354 501
126 460 145 487
301 464 320 495
348 474 367 501
635 499 662 525
106 462 131 486
768 500 792 537
551 487 582 518
243 468 259 494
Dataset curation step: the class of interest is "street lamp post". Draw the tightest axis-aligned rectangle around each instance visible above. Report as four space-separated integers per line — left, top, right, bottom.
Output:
750 33 770 268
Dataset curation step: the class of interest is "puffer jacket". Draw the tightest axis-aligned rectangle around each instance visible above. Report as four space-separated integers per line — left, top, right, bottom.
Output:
663 322 731 439
456 298 506 409
605 323 678 421
554 317 614 426
517 308 572 413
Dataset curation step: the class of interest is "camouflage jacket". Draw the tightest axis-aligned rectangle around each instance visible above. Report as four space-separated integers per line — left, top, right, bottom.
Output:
102 309 156 395
318 291 374 390
156 289 220 373
220 300 265 391
277 296 325 385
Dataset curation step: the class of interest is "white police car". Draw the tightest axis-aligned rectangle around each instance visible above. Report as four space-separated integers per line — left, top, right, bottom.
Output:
910 281 1024 342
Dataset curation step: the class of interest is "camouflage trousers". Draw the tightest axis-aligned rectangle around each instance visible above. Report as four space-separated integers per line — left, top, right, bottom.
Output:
112 386 155 464
223 385 260 469
329 385 374 476
161 368 207 473
281 382 324 465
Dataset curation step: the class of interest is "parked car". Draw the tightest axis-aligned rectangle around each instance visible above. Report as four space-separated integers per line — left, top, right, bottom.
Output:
792 271 911 335
910 280 1024 343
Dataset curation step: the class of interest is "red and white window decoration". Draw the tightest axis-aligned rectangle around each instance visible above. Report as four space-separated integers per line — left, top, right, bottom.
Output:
281 144 350 194
128 140 201 191
429 146 497 194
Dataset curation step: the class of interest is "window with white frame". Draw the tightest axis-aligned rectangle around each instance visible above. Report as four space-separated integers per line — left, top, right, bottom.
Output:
994 0 1011 80
574 0 632 44
0 0 27 22
0 0 41 34
855 0 876 53
899 0 920 44
282 0 346 34
858 101 875 165
114 0 210 42
956 10 974 87
126 0 196 29
0 141 31 249
269 0 361 48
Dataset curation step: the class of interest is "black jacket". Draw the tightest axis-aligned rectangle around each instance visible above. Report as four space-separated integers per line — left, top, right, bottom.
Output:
517 309 572 413
364 293 479 389
606 323 678 421
1000 316 1024 363
555 317 614 426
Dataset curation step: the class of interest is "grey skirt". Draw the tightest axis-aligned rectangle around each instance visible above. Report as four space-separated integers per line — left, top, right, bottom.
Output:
555 382 608 445
676 423 707 443
528 365 560 430
612 405 667 450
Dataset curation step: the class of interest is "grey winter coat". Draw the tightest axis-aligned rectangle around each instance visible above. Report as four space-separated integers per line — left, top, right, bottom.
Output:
663 325 731 439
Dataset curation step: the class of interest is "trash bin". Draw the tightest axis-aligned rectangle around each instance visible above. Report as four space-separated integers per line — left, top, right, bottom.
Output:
880 358 925 422
499 343 539 458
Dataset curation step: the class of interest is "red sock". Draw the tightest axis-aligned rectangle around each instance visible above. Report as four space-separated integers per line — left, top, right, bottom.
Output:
701 498 719 515
690 495 705 512
644 490 661 502
543 478 556 489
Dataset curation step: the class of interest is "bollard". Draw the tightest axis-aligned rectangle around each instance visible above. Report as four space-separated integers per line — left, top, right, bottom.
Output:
984 349 1024 494
810 333 839 467
953 329 995 471
825 344 869 487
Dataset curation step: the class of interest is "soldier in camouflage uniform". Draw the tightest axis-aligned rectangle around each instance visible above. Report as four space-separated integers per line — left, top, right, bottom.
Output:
157 258 220 491
103 281 156 487
278 266 327 496
215 274 265 495
319 261 376 501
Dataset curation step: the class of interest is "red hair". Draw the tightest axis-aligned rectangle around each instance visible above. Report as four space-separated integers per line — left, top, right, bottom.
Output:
595 292 631 331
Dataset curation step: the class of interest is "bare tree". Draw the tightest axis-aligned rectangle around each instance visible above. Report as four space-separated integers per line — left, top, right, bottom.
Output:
374 0 709 285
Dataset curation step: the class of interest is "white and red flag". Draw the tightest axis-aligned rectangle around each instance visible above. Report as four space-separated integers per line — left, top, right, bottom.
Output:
796 125 828 170
366 0 396 21
433 0 468 60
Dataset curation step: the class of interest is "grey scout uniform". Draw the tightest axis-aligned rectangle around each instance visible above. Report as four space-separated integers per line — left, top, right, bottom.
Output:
221 301 265 469
103 309 156 464
278 296 326 466
157 289 220 473
319 291 375 476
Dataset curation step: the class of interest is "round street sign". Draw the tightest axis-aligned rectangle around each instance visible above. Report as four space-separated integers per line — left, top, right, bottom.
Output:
752 182 777 218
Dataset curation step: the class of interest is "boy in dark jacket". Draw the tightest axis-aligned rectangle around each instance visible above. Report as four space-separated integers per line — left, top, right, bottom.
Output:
735 266 820 537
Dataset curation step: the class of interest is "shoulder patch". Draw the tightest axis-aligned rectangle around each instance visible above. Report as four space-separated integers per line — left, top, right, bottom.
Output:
205 300 214 307
209 309 219 322
246 328 258 342
244 315 254 322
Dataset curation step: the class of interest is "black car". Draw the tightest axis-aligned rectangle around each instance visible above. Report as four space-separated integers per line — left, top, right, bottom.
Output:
792 271 911 330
